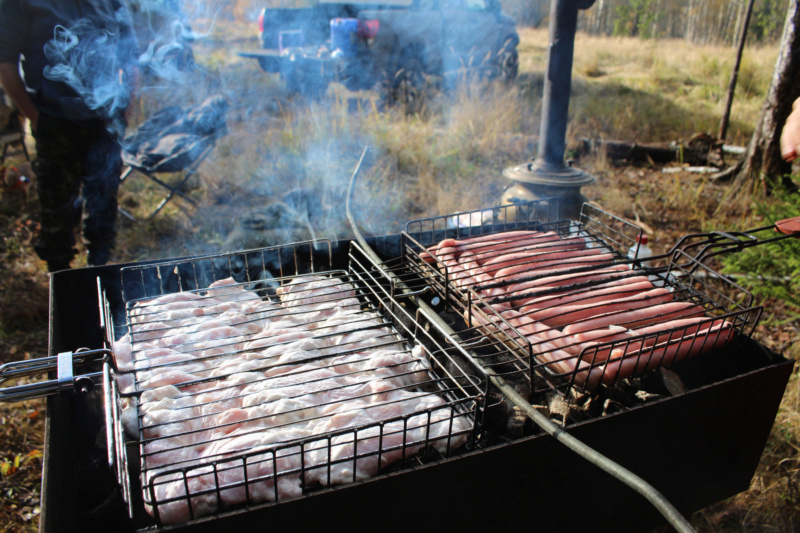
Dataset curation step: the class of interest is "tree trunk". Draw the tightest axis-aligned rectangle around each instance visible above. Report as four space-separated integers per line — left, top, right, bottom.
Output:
685 0 697 43
718 0 755 141
724 1 800 207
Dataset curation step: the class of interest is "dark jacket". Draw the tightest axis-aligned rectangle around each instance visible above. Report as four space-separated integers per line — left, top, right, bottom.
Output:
0 0 138 123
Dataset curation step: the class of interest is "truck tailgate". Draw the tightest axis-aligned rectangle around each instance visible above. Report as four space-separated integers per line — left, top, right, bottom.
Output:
238 50 285 72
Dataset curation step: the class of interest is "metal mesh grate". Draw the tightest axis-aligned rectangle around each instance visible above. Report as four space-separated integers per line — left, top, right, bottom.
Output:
397 201 762 398
100 240 487 527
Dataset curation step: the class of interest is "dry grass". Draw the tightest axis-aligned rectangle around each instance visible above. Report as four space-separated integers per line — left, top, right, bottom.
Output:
0 401 44 533
563 27 778 146
1 16 797 532
0 181 49 532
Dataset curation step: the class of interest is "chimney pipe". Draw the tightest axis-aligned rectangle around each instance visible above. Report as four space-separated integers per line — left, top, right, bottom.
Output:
502 0 596 220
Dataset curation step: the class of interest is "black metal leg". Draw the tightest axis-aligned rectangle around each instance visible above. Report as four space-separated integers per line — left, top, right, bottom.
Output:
119 166 134 183
117 141 216 220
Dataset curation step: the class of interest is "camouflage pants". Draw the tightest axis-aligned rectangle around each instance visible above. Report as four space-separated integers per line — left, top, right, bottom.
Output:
32 113 122 265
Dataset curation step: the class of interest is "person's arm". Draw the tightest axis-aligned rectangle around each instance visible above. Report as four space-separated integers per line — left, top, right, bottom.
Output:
0 62 38 131
780 97 800 162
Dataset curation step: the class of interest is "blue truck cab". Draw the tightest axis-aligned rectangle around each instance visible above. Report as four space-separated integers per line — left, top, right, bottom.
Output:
238 0 519 107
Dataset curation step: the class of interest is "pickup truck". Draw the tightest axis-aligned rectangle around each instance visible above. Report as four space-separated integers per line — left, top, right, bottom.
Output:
238 0 519 110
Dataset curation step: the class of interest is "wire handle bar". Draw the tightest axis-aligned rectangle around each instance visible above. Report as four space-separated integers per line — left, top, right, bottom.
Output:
668 216 800 267
0 348 111 402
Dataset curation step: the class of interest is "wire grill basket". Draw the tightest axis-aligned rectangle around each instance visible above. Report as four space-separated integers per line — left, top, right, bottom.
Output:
99 240 487 527
397 201 762 399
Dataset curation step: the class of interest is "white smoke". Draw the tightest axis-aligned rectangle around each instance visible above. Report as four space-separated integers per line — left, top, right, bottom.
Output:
42 10 136 136
132 0 219 84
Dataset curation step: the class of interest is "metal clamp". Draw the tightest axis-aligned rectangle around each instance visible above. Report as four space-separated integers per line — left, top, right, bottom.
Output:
57 351 75 394
0 348 110 402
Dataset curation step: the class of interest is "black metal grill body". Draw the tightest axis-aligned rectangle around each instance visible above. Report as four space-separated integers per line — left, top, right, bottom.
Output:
41 234 793 533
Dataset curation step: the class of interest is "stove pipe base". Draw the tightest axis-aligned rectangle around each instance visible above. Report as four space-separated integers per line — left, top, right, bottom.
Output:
501 160 595 221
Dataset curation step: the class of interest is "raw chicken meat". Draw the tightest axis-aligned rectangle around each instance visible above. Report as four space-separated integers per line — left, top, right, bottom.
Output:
115 275 473 525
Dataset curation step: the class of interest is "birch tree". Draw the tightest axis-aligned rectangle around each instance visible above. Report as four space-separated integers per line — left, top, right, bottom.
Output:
722 1 800 208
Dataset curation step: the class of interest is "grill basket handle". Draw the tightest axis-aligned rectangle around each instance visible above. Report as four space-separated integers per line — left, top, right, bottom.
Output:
776 216 800 236
0 348 109 402
670 216 800 267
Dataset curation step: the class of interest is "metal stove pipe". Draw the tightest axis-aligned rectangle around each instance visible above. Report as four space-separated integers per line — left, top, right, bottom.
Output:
502 0 596 219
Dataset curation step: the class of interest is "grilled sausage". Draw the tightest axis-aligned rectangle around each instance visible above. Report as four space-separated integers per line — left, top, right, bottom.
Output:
521 287 674 328
587 320 735 387
420 231 554 262
460 232 565 262
493 253 617 283
502 265 633 306
516 279 655 313
480 237 588 268
562 301 706 335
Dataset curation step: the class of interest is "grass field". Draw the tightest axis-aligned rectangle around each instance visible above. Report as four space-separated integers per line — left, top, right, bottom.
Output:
0 19 797 532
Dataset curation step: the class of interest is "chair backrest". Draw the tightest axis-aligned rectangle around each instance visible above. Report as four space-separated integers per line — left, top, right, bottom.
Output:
121 95 228 173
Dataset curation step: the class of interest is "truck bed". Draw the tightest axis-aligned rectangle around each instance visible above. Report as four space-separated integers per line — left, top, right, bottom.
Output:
238 49 330 74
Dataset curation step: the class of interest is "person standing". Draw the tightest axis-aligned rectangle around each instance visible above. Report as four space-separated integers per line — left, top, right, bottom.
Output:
0 0 139 271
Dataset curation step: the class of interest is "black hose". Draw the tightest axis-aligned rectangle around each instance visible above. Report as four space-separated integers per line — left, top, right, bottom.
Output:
345 145 696 533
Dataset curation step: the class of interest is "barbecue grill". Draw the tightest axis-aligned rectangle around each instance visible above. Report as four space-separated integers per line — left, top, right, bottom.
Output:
8 197 790 533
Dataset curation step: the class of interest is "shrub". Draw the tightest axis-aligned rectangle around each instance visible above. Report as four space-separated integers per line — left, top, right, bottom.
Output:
720 177 800 318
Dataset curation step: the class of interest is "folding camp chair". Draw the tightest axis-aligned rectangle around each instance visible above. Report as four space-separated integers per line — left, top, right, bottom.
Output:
118 95 228 220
